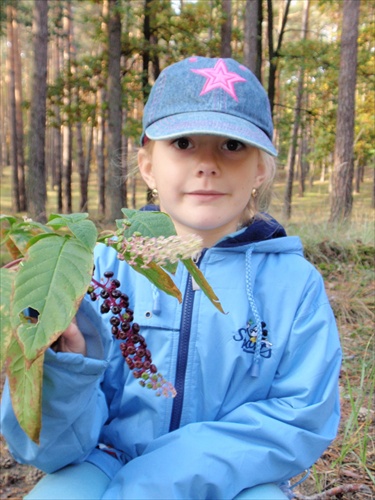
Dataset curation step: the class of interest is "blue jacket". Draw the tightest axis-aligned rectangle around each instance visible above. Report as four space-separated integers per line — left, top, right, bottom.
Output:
1 217 342 499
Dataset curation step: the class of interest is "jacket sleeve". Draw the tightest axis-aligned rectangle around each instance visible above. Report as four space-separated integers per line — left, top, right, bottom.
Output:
102 276 342 500
1 300 113 474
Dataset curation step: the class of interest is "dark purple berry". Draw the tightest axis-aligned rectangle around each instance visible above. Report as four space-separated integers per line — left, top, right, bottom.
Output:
100 289 109 299
104 271 114 278
121 322 131 332
100 303 110 314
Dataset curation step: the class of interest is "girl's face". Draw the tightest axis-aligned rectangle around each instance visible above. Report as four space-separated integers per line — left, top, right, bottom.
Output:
138 135 266 247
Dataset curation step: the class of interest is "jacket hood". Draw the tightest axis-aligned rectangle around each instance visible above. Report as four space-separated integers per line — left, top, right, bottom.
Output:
216 215 287 247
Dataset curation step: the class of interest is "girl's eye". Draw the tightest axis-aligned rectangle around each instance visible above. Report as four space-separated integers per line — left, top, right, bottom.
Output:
223 139 245 152
172 137 192 150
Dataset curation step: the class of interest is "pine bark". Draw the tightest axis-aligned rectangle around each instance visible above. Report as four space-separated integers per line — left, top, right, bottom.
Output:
27 0 48 222
12 3 26 210
283 0 310 219
6 4 20 212
62 1 73 214
220 0 232 58
106 0 124 220
243 0 262 80
330 0 360 222
267 0 291 117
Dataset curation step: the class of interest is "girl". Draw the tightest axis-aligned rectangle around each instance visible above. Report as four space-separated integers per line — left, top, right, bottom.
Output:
1 57 341 500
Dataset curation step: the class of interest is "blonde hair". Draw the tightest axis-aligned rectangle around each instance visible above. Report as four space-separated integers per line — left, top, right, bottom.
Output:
245 150 276 223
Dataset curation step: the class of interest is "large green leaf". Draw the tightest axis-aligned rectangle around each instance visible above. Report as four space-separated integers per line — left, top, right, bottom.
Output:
47 213 97 250
6 335 44 444
0 268 14 370
12 235 94 362
182 259 224 313
118 209 177 238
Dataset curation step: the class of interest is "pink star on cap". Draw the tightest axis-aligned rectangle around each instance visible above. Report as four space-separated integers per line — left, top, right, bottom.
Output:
191 59 246 102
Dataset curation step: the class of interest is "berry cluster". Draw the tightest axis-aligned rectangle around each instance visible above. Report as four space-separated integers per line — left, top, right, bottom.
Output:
88 271 176 398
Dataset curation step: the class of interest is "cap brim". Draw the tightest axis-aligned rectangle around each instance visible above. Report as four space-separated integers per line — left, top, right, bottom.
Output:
144 111 277 157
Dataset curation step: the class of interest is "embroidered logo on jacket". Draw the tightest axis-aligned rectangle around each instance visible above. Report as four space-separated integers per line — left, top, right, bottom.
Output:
233 320 272 358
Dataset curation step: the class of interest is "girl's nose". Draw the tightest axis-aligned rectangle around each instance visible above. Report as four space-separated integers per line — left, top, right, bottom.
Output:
196 149 220 176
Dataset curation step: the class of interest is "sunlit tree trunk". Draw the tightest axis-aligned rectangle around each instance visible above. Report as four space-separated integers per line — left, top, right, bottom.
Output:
330 0 360 222
27 0 48 222
283 0 309 219
220 0 232 58
244 0 262 80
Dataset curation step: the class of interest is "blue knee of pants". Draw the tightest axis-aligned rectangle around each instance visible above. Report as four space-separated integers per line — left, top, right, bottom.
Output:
25 462 288 499
25 462 110 500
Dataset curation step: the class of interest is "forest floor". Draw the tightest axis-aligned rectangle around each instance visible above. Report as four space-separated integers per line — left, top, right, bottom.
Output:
1 239 374 499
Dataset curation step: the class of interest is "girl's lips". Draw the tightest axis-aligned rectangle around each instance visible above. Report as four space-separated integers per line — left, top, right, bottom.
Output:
187 191 226 201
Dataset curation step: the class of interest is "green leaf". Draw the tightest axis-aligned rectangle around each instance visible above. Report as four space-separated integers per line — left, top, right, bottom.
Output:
66 219 97 250
0 268 14 370
6 335 44 444
182 259 224 313
12 235 94 362
47 212 90 226
118 209 177 238
47 214 97 250
128 257 182 303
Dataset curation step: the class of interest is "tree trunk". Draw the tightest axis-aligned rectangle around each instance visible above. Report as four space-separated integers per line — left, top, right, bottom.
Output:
6 4 20 213
52 5 63 212
220 0 232 58
12 2 26 211
27 0 48 222
106 0 124 220
329 0 360 223
62 1 73 214
283 0 309 219
267 0 291 117
298 134 309 197
96 88 106 216
143 0 153 203
143 0 151 102
243 0 262 81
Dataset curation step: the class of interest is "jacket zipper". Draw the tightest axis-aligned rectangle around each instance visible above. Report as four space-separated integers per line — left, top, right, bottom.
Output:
169 251 204 432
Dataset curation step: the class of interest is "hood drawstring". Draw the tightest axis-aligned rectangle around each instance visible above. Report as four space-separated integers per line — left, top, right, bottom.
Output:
151 285 161 315
245 247 262 378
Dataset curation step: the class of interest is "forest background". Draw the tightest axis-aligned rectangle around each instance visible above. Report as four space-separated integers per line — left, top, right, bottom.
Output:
1 0 374 224
0 0 374 499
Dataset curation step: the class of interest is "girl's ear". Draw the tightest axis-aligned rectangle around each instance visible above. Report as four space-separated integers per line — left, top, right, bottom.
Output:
138 148 156 189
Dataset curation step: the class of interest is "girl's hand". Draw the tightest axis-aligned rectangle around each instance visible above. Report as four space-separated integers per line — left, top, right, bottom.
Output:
52 320 86 356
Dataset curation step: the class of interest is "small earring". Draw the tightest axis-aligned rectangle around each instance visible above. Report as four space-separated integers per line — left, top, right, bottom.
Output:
251 188 258 198
151 188 158 198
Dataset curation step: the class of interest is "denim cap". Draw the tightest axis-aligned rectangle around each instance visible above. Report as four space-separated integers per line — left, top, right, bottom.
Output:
141 56 277 157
